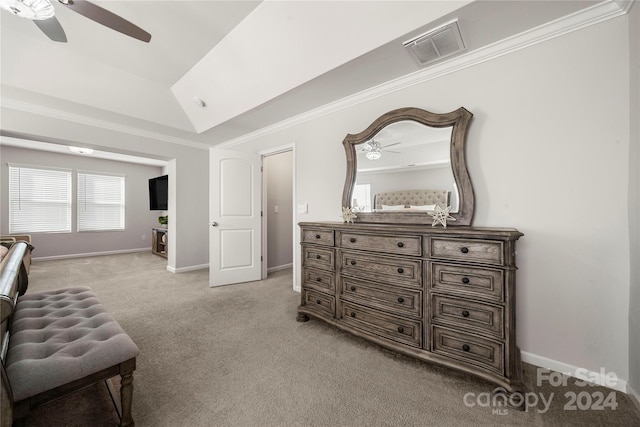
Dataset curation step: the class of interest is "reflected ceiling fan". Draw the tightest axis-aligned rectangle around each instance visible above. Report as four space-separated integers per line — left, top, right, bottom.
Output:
357 140 401 160
0 0 151 43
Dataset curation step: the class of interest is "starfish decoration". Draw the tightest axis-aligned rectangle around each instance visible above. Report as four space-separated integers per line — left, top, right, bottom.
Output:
429 205 456 228
341 207 357 223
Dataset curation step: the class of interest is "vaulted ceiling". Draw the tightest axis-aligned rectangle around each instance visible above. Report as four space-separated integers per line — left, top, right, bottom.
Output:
0 1 609 148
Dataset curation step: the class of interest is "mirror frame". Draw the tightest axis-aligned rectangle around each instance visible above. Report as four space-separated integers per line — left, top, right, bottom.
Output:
342 106 474 226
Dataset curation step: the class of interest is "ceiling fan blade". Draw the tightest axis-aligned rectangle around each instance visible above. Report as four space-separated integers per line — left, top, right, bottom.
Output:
383 142 402 148
64 0 151 43
33 17 67 42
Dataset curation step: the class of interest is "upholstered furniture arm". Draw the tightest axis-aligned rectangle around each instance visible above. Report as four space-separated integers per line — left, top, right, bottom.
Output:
0 250 139 427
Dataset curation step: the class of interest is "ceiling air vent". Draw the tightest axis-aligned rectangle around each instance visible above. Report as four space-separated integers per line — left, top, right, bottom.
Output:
403 20 465 67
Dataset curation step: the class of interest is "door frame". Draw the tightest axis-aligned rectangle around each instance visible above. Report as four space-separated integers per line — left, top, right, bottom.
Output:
259 144 296 289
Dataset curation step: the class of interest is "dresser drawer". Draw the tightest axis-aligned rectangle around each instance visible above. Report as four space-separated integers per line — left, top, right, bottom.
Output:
340 251 422 288
302 246 335 271
341 276 422 319
431 295 504 338
338 232 422 256
432 326 504 374
303 289 335 318
430 263 504 302
303 268 335 294
431 238 504 266
341 302 422 348
301 228 334 246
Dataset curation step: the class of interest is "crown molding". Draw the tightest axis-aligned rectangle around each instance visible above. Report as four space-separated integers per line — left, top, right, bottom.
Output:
218 0 631 149
1 98 210 151
614 0 634 14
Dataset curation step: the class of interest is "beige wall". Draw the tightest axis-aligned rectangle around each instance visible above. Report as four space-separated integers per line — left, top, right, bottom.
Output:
235 16 633 385
0 145 164 258
264 151 293 270
0 111 210 272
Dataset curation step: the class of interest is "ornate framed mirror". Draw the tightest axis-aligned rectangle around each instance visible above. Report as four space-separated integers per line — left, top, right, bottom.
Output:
342 107 474 226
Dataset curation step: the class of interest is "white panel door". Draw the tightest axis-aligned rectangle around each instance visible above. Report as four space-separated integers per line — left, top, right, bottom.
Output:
209 148 261 287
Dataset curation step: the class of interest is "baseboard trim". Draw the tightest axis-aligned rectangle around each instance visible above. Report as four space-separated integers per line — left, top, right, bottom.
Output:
521 351 627 393
166 263 209 274
32 248 150 261
267 263 293 273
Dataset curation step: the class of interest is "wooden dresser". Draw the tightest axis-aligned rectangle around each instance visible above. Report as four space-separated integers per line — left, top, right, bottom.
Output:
297 221 524 393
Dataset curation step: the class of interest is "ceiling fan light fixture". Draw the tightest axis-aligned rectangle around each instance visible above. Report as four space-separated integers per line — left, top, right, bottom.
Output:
0 0 55 20
366 150 382 161
364 139 382 160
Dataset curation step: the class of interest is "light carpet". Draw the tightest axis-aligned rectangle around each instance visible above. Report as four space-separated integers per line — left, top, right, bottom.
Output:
20 252 640 426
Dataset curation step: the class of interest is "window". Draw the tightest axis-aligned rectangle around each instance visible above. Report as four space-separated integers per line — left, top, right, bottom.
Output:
9 165 72 233
77 172 125 231
352 183 371 212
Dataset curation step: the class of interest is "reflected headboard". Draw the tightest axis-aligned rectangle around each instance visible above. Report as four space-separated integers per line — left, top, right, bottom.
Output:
374 189 449 210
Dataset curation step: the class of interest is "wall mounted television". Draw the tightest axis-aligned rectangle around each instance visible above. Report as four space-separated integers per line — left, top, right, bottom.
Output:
149 175 168 210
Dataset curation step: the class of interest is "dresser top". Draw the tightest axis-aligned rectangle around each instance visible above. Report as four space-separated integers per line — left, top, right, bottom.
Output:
299 221 523 240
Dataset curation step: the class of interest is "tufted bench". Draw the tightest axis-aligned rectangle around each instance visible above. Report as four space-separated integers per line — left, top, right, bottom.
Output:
1 243 139 427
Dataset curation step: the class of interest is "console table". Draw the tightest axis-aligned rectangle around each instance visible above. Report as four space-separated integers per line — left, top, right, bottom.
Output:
151 228 168 258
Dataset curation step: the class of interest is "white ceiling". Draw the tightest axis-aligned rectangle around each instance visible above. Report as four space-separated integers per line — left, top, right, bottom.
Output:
1 0 607 151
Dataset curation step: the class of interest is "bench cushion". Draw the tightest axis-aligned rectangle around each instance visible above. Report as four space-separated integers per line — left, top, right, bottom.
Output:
5 287 139 401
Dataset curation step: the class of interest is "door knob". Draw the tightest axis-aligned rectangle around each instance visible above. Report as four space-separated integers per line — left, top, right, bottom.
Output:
211 222 218 227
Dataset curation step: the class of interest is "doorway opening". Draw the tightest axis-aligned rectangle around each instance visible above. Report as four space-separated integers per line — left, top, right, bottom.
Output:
261 146 295 287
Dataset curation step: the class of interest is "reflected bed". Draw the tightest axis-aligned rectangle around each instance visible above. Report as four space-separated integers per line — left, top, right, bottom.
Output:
373 189 449 212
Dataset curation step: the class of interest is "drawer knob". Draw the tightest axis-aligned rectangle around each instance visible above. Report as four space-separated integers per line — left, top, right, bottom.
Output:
462 310 470 317
350 312 356 318
397 242 404 248
316 299 321 304
462 277 470 284
350 260 356 265
397 268 404 274
315 234 321 239
460 247 469 254
350 237 356 243
462 344 471 352
397 297 404 303
316 277 322 282
397 326 404 333
316 255 321 259
350 286 356 291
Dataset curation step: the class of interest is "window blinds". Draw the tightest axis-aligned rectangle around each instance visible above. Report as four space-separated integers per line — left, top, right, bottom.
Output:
77 172 125 231
9 165 72 233
353 183 372 211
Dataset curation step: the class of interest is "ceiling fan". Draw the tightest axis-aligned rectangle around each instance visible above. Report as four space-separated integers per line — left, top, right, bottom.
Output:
357 140 401 160
0 0 151 43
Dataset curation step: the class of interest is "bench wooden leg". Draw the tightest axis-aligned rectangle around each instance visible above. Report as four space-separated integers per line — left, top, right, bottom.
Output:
119 359 136 427
8 359 137 426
